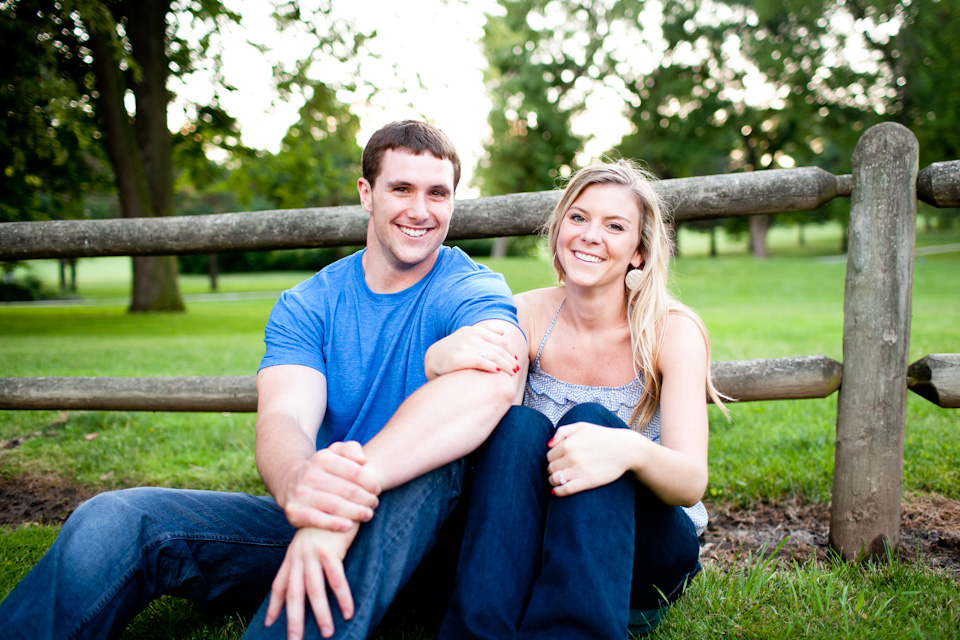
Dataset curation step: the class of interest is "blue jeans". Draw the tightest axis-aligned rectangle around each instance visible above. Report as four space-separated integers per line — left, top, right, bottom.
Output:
244 461 465 639
1 461 465 640
440 404 702 640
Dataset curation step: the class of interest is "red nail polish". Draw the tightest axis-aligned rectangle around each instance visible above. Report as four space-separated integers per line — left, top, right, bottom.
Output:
547 438 555 447
551 488 557 495
496 367 500 372
514 355 518 360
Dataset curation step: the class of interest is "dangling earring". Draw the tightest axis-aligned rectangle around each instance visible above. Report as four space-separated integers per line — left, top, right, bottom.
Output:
625 264 643 291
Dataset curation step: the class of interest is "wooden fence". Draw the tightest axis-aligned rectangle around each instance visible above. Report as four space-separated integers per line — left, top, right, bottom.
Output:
1 122 958 561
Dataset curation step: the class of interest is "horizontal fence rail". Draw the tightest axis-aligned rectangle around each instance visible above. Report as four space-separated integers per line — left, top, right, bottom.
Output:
917 160 960 208
0 167 851 260
0 357 838 412
907 354 960 409
2 355 957 412
0 376 257 412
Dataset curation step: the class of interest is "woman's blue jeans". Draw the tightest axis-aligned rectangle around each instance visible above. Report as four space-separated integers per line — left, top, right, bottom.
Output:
0 460 465 640
440 403 702 640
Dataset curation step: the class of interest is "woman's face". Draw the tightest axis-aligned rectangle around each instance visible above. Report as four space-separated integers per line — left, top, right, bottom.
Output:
555 183 643 291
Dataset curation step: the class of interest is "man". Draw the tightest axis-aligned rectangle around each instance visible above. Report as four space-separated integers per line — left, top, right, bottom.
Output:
1 120 527 640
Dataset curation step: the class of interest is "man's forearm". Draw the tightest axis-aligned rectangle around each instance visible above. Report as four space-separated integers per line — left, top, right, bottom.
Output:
363 353 526 491
255 411 318 508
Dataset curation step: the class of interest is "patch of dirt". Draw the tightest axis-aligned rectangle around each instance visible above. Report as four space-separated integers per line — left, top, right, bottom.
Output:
701 496 960 577
0 474 95 526
2 474 958 578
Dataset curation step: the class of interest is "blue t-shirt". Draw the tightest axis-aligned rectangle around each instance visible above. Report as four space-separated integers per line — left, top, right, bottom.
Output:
259 246 518 446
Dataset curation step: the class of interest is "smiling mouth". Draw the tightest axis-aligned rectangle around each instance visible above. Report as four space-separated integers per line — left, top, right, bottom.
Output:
399 225 429 238
573 251 604 263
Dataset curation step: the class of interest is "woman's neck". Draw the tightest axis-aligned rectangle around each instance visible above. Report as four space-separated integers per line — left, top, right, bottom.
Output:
560 282 630 333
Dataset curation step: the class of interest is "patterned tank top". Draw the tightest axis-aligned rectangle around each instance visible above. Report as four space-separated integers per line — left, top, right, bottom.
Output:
523 299 708 535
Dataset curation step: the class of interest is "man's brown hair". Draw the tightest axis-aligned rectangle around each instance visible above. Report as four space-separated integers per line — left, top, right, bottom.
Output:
362 120 461 190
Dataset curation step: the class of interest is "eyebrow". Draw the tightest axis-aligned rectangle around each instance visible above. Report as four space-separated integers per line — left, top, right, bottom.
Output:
569 206 634 223
384 179 452 194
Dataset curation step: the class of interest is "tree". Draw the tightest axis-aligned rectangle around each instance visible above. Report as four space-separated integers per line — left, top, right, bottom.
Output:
0 8 110 225
477 0 590 256
227 85 362 211
848 0 960 229
615 0 887 257
2 0 369 311
480 0 956 257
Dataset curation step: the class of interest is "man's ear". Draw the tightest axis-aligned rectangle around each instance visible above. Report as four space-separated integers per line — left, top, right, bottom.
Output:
358 178 373 213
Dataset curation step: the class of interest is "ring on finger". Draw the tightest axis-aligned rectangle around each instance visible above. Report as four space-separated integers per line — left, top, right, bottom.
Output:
557 469 567 485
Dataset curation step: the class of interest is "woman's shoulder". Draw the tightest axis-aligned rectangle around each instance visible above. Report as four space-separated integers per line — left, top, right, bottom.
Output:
660 307 709 372
514 287 564 350
514 286 563 314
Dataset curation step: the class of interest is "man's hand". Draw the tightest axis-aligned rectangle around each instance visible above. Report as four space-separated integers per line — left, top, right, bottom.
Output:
265 524 359 640
283 441 382 531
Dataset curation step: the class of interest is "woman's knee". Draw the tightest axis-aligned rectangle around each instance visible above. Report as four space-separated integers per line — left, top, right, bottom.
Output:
557 402 628 430
489 405 552 446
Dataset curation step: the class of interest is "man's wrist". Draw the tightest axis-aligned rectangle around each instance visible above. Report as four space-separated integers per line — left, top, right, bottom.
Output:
275 457 309 511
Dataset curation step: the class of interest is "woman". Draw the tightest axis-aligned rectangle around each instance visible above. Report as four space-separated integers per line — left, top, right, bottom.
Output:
426 159 727 639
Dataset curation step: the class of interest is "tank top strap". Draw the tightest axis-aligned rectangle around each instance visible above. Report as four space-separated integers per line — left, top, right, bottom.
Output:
534 298 565 363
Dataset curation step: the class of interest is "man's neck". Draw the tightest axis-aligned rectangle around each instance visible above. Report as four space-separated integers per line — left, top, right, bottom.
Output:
361 248 441 294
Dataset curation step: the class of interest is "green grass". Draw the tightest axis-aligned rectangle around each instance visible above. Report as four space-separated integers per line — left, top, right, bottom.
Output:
2 224 959 638
650 550 960 639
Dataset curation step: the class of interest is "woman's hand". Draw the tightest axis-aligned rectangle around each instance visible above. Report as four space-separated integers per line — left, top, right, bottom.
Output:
424 324 520 380
264 523 359 640
546 422 643 497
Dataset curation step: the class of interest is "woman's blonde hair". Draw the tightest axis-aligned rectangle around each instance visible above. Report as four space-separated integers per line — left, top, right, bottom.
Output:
544 159 728 429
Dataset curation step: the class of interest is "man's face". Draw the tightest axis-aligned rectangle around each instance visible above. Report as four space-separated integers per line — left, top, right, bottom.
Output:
359 149 456 277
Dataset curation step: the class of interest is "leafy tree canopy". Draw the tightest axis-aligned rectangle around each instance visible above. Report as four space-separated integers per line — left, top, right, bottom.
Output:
1 0 372 309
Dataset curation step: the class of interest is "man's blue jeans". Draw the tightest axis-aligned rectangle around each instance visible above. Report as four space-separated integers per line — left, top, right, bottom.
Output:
440 404 702 640
0 461 465 640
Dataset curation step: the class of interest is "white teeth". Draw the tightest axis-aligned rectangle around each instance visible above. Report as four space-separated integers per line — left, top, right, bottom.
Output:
573 251 603 263
400 226 427 237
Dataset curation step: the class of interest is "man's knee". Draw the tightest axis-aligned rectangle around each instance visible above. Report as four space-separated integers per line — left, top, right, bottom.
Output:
65 488 151 537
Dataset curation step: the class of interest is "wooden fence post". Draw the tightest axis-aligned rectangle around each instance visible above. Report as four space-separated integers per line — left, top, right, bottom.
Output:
829 123 918 561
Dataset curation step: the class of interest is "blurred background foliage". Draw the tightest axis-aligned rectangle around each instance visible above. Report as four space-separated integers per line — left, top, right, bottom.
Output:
2 0 957 293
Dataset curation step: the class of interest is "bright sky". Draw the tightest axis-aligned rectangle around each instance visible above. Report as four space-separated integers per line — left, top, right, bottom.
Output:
170 0 881 195
170 0 497 196
169 0 631 197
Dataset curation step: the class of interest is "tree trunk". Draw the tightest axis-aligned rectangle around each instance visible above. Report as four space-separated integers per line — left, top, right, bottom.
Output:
709 225 717 257
86 0 183 312
490 237 508 259
749 215 769 259
208 253 219 292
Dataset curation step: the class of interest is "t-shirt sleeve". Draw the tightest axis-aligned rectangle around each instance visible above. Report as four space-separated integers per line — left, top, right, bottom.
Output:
439 265 521 337
258 288 327 375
